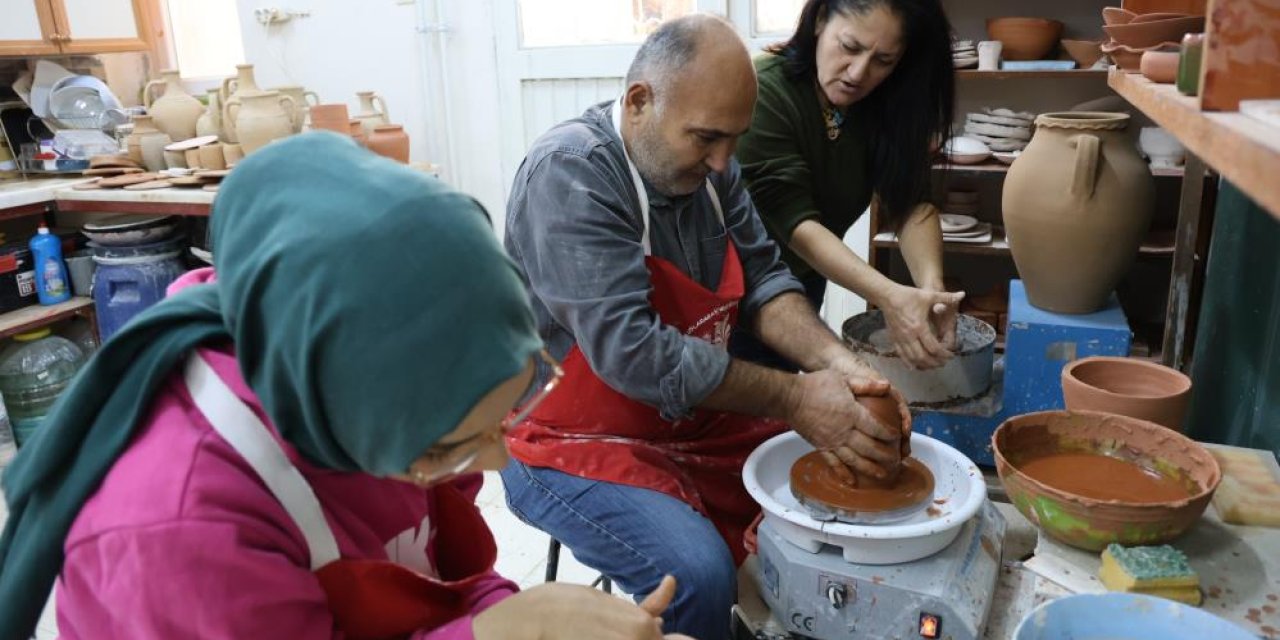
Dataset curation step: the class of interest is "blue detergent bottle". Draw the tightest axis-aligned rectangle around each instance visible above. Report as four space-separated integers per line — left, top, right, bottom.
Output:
29 225 71 305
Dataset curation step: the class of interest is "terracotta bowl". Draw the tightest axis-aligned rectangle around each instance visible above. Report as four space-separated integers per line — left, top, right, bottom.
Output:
987 17 1064 60
1061 356 1192 430
993 410 1220 551
1103 15 1205 48
1102 7 1135 25
1140 50 1182 84
1061 39 1104 68
1103 40 1179 72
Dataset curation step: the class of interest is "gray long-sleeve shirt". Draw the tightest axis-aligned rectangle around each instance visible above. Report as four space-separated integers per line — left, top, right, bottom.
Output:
504 101 802 421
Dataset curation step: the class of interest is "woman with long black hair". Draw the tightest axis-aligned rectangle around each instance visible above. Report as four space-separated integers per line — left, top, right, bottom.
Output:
732 0 963 371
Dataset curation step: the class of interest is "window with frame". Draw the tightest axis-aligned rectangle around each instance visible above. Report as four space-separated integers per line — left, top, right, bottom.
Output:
753 0 805 37
517 0 697 48
164 0 246 80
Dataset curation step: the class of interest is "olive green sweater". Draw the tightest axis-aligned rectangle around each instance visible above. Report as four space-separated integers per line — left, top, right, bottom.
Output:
737 53 873 277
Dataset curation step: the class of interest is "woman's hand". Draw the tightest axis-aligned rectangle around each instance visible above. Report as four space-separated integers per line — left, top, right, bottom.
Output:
880 284 964 370
474 575 694 640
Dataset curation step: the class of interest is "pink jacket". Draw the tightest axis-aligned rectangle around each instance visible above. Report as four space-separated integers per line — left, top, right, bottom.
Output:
56 268 517 639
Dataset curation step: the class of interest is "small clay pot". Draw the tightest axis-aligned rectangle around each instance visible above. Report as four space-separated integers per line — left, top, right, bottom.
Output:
987 17 1063 60
1103 15 1205 49
1140 50 1180 83
367 124 410 163
1061 356 1191 431
1102 40 1179 72
1061 39 1104 68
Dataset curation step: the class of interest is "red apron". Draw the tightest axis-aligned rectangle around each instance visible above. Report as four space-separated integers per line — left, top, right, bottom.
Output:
506 99 786 564
184 354 497 640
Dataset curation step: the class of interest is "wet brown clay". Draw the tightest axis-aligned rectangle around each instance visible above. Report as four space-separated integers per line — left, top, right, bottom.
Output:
992 410 1220 551
1018 452 1191 502
1062 356 1192 431
1003 112 1155 313
791 452 935 513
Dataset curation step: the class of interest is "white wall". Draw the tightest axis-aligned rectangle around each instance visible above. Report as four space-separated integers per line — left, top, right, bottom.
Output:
234 0 508 218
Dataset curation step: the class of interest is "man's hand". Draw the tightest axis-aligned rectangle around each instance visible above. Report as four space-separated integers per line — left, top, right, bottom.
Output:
785 369 903 482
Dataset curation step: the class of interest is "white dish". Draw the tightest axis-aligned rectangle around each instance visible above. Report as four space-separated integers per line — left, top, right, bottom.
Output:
743 431 987 565
31 60 75 118
165 135 219 152
49 74 124 112
993 150 1021 165
944 230 994 244
940 213 979 233
944 222 992 238
964 121 1032 140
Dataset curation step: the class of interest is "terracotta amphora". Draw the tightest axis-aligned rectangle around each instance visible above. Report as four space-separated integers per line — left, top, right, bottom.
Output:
353 90 389 135
1002 112 1154 313
271 85 320 133
220 64 262 143
144 69 204 141
196 89 223 140
367 124 409 163
225 90 297 154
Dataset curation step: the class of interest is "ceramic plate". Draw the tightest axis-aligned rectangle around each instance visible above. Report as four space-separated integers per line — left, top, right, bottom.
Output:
993 151 1021 165
940 214 979 233
83 213 176 232
164 135 219 152
943 222 992 238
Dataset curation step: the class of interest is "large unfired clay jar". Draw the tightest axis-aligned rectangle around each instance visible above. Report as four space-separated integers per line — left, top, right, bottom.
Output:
144 69 204 141
220 64 262 144
367 124 409 163
225 90 297 154
195 89 223 140
271 85 320 133
1003 112 1154 313
130 114 171 172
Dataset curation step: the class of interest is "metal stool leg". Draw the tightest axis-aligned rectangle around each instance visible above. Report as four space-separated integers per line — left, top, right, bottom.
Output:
545 537 561 583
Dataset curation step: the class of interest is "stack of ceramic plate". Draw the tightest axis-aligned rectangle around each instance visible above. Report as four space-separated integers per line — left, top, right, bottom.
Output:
963 108 1035 152
952 40 978 68
940 213 992 244
945 189 980 216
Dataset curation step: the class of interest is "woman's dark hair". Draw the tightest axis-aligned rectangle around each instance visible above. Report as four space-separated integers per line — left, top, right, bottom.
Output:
770 0 954 228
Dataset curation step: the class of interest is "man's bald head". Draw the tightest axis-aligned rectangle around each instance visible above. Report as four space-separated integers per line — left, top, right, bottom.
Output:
624 14 754 112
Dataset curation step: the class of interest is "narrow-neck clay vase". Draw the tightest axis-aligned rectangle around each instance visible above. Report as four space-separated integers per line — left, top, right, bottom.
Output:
225 90 297 154
220 64 262 144
144 69 204 141
195 89 223 140
353 91 389 135
271 85 320 133
130 114 171 172
367 124 409 163
1002 112 1154 313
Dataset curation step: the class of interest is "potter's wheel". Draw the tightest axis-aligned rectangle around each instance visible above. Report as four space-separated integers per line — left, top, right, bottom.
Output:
790 452 937 525
744 431 986 565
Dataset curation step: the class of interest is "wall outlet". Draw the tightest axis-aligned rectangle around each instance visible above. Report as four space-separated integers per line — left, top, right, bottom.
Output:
254 7 311 25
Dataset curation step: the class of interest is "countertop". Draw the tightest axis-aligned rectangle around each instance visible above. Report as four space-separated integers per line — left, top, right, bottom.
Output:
0 176 96 210
53 184 215 206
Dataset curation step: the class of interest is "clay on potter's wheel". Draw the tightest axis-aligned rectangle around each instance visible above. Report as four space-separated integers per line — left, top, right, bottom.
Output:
790 394 934 515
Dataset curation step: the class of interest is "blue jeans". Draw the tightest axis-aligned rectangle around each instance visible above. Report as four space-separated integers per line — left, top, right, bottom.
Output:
500 460 736 640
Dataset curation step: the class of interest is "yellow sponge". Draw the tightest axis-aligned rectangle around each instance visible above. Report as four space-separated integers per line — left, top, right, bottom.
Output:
1100 544 1202 605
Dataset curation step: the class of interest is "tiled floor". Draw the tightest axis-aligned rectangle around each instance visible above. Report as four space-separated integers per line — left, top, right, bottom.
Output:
28 471 621 639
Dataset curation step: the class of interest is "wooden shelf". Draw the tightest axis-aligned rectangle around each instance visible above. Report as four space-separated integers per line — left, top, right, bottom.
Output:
1108 68 1280 220
956 69 1107 80
934 161 1186 177
872 229 1176 257
0 297 94 341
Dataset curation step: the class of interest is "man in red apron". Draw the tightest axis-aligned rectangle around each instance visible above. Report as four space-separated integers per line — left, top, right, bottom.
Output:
501 15 909 640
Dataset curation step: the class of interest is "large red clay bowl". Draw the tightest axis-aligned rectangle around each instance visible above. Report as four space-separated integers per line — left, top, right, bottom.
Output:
1062 356 1191 431
1104 15 1205 48
993 410 1219 551
987 17 1064 60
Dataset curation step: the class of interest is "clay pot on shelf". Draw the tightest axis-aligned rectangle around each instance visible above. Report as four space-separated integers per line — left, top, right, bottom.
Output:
271 85 320 133
1103 15 1204 49
308 103 350 133
1103 41 1180 72
1002 112 1154 314
986 17 1063 61
144 69 204 141
1140 49 1181 83
1061 356 1192 431
195 89 223 140
1138 126 1186 168
225 90 297 154
130 115 171 172
367 124 410 163
348 119 367 146
1061 39 1104 68
219 64 262 143
353 90 390 135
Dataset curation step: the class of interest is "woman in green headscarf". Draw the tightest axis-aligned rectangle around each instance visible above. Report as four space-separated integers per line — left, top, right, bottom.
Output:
0 133 690 640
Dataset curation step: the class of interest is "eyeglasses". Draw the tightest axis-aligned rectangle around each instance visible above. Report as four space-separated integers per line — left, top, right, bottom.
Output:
409 350 563 486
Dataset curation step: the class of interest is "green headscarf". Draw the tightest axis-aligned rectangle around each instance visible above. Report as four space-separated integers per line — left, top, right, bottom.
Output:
0 132 541 638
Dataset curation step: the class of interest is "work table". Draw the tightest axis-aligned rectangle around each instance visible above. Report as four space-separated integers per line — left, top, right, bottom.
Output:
0 176 214 217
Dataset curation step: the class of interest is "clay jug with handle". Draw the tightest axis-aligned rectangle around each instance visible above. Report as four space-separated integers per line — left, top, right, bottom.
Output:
225 90 297 154
144 69 204 141
271 85 320 133
353 91 389 135
219 64 261 144
1002 112 1155 313
195 89 223 140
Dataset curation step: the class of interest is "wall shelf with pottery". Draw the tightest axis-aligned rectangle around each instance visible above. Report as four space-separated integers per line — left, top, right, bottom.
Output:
872 228 1175 258
934 160 1186 177
0 297 94 342
957 69 1108 80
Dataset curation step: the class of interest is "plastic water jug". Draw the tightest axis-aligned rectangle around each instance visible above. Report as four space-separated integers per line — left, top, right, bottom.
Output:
0 328 85 446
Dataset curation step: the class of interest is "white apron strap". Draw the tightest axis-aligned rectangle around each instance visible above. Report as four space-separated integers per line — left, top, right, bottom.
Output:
611 98 725 256
183 353 341 570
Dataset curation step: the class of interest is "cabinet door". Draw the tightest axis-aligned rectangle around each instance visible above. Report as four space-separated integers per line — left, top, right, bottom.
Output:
52 0 151 54
0 0 62 56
